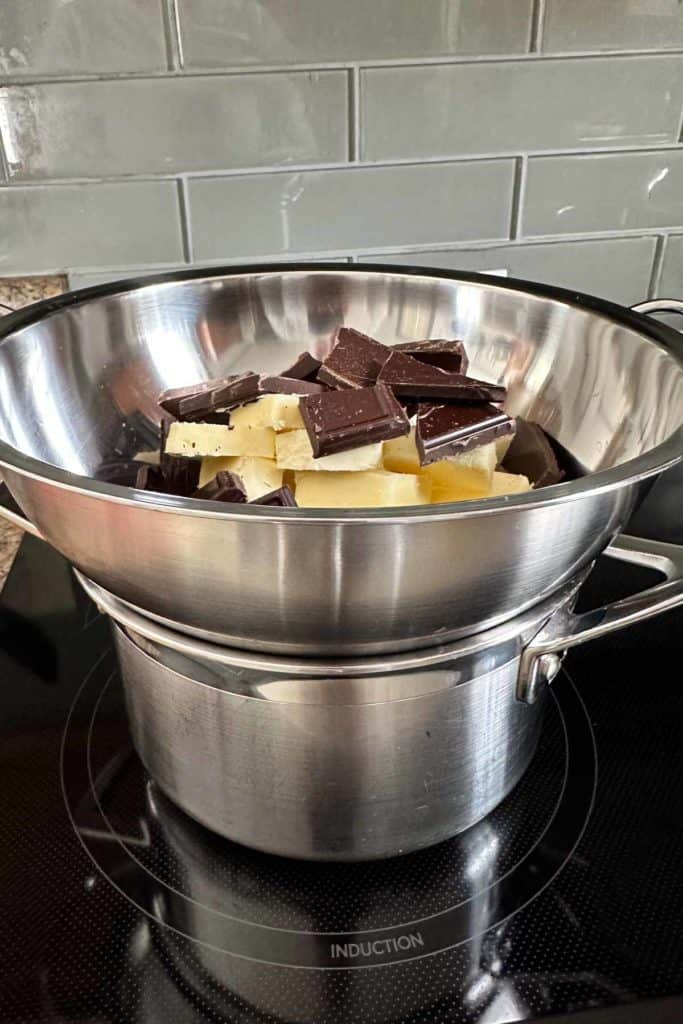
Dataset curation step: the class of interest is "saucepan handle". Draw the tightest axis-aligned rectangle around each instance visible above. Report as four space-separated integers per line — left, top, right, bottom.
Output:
518 535 683 703
631 298 683 317
0 484 44 539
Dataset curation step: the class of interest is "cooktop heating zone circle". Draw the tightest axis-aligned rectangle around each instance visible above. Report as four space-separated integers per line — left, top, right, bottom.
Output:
61 659 596 971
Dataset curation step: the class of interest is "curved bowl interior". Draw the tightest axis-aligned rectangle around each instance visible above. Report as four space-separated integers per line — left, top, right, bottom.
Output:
0 267 681 489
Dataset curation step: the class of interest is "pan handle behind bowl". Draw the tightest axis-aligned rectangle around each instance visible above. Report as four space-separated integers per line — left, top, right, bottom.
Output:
0 484 43 539
630 298 683 317
518 535 683 703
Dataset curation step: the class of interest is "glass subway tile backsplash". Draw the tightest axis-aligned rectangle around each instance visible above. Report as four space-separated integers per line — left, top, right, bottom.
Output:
0 0 681 305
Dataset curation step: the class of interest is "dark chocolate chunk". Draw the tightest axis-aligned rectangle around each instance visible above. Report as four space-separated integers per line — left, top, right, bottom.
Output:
96 460 143 486
300 383 409 458
135 464 167 494
161 454 201 496
159 372 261 419
317 327 392 389
192 471 247 503
416 402 514 465
280 351 322 382
501 419 564 488
394 339 468 374
157 416 202 495
195 411 231 425
158 380 214 417
260 375 326 395
378 350 506 402
251 486 298 507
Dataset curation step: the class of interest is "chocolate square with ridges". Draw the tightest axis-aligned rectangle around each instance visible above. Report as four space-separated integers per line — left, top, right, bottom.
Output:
159 372 261 419
394 339 468 374
261 375 326 395
300 383 410 458
317 327 392 389
378 350 505 402
416 402 514 465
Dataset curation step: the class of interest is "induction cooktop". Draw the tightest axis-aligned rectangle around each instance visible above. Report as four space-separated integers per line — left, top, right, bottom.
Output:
0 524 681 1023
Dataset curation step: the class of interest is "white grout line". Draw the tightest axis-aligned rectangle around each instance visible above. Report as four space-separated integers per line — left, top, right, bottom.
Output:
169 0 185 70
55 231 675 276
509 156 527 240
0 47 682 87
7 231 682 283
176 177 193 262
0 132 9 183
530 0 546 54
648 235 668 297
350 65 361 161
1 140 683 190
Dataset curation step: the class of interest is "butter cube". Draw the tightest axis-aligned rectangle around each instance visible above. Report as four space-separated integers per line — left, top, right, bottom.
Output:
422 461 490 504
166 422 275 459
422 441 497 502
295 470 432 508
383 428 420 474
198 456 283 499
495 431 515 465
489 470 532 496
276 430 382 472
229 395 304 432
451 441 498 479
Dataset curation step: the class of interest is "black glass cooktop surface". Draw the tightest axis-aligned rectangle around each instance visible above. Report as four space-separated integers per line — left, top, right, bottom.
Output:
0 533 681 1024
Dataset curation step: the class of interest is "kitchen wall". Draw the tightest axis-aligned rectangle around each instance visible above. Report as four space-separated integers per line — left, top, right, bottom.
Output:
1 0 683 305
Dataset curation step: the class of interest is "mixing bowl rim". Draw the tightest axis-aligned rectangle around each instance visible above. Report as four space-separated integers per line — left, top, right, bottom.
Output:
0 261 681 524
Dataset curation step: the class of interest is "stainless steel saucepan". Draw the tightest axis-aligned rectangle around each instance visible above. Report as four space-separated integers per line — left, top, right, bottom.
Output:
77 532 682 861
0 266 681 654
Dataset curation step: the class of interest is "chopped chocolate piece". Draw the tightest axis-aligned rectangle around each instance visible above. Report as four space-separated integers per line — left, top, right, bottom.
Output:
156 416 203 495
260 375 326 395
416 402 515 465
317 327 392 389
158 380 214 417
300 383 410 458
192 471 247 503
501 418 565 488
159 372 261 419
196 411 231 425
96 460 143 486
280 351 322 382
394 339 468 374
251 486 298 507
378 350 506 402
135 464 167 494
161 454 201 496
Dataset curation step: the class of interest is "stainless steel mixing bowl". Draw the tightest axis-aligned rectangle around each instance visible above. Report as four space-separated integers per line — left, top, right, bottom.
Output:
0 266 681 654
77 533 683 860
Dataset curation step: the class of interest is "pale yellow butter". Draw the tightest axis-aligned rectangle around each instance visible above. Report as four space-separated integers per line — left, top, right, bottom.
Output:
276 430 383 472
422 461 490 504
295 469 432 508
383 428 420 474
229 395 304 432
198 456 283 499
489 470 532 496
495 431 515 465
166 421 275 458
421 441 497 502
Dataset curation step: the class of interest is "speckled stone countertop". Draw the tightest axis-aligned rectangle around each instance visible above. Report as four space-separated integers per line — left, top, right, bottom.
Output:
0 275 68 589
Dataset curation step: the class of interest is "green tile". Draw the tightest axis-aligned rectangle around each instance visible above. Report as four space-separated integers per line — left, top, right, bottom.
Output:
188 161 515 260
